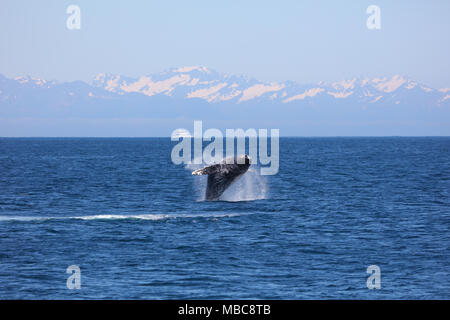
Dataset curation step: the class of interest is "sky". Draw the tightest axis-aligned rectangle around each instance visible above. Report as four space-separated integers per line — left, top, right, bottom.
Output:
1 0 450 88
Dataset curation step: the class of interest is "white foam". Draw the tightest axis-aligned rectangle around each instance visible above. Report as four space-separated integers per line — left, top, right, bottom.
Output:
0 212 247 222
187 161 269 202
0 216 53 222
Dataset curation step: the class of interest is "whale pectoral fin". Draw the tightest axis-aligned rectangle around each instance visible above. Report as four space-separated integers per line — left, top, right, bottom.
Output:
192 164 221 176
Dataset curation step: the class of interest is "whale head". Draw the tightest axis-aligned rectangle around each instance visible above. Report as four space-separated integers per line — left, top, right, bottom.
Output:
237 154 251 165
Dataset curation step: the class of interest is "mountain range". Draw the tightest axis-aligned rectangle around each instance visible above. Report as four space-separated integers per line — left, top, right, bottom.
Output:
1 66 449 136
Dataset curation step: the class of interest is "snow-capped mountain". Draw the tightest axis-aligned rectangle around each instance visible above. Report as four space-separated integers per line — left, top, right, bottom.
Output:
1 67 450 136
1 66 449 106
89 66 450 106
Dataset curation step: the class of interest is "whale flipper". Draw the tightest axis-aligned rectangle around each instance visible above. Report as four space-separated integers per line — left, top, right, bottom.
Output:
192 155 251 201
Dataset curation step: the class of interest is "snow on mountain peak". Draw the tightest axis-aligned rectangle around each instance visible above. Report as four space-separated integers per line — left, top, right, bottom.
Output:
283 88 325 102
239 83 285 102
87 69 447 104
173 66 211 74
13 75 47 86
373 75 406 93
4 68 447 106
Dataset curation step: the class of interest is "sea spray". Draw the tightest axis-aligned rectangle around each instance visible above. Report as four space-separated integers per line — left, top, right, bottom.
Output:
186 161 268 202
186 158 208 201
221 166 268 201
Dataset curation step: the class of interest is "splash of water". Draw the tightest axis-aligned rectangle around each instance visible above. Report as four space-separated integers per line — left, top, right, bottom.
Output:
186 161 268 202
221 166 268 202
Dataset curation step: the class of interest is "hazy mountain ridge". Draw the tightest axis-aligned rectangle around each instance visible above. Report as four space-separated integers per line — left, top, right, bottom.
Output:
1 67 450 136
1 66 449 107
89 66 450 106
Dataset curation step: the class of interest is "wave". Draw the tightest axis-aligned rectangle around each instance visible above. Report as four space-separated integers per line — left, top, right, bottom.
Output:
0 212 248 222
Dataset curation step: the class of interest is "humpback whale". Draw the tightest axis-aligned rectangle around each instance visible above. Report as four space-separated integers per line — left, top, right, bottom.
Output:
192 155 251 201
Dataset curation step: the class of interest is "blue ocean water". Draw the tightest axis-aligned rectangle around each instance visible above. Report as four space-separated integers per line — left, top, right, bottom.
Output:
0 137 449 299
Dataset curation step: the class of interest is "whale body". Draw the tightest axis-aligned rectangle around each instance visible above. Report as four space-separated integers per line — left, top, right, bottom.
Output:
192 155 251 201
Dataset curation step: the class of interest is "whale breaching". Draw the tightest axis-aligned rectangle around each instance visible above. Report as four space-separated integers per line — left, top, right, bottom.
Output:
192 155 251 201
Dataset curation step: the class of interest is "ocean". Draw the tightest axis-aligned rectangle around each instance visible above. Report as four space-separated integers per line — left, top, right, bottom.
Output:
0 137 449 299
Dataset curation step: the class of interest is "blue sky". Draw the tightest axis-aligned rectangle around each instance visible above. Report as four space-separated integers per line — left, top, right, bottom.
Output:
1 0 450 88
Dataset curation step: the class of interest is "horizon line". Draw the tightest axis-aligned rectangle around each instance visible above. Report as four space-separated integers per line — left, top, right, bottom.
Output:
1 136 450 139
